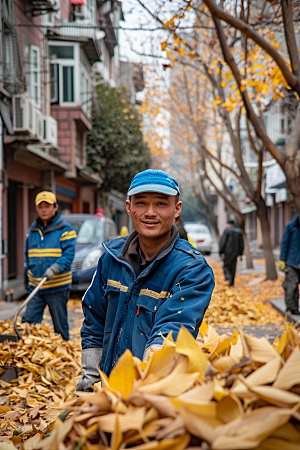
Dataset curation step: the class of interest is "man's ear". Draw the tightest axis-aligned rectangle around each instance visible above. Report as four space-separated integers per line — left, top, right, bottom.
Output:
54 204 59 212
125 200 131 216
174 201 182 219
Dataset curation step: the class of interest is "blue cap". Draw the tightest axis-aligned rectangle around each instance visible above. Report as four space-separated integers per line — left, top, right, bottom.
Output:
127 169 180 196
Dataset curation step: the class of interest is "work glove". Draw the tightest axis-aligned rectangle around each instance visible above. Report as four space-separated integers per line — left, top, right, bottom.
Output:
76 348 102 392
43 263 60 280
278 261 286 271
143 344 163 362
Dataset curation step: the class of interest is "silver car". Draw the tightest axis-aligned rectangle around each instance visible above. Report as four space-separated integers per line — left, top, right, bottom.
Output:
183 222 213 255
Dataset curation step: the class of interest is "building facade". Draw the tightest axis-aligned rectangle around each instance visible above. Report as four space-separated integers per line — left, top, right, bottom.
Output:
0 0 123 299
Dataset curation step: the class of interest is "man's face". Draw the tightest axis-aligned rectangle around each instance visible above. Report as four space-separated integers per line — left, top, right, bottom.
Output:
36 202 58 222
126 192 182 239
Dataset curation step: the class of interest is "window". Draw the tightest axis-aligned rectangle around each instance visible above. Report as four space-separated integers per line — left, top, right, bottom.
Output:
50 42 76 106
49 41 91 111
63 67 74 102
31 46 40 106
23 41 40 107
281 118 285 134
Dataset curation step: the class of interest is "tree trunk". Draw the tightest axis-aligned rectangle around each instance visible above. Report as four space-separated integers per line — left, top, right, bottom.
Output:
256 196 278 280
208 213 220 242
284 160 300 217
237 216 254 269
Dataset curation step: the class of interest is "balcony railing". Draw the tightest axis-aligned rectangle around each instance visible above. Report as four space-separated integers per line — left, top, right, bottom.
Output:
57 22 101 63
30 0 58 16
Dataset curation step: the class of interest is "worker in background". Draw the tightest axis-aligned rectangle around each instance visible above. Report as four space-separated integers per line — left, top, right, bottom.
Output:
219 219 244 287
22 192 77 341
279 215 300 315
77 169 215 391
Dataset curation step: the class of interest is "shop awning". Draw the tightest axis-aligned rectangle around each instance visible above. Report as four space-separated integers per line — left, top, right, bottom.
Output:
70 0 86 5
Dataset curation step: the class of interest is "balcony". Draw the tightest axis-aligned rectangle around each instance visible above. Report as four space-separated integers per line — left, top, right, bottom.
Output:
29 0 58 16
50 22 101 64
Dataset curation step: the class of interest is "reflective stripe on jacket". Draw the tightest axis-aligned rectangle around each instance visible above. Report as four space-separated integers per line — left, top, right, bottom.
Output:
81 235 215 376
25 213 76 293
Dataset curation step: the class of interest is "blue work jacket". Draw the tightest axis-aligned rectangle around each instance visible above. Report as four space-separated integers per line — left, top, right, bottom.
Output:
81 235 215 376
280 215 300 269
25 213 76 294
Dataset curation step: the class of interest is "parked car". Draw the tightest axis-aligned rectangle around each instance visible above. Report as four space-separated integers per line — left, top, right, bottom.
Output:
62 214 117 292
183 222 212 255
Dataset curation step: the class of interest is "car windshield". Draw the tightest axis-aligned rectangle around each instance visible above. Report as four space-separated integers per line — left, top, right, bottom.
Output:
69 220 104 245
184 224 210 234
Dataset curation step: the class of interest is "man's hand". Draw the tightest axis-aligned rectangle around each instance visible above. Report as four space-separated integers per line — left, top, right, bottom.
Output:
76 348 102 392
43 263 60 280
278 261 286 271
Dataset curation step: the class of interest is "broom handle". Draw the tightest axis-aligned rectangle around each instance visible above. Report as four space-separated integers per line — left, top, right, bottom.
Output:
13 277 47 339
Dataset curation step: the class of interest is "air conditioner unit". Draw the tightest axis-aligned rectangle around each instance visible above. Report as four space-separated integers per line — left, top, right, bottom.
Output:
34 108 44 142
43 115 57 147
13 95 35 136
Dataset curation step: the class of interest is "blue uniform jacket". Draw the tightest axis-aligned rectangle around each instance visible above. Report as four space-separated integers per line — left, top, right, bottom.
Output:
280 215 300 269
81 235 215 376
25 213 77 294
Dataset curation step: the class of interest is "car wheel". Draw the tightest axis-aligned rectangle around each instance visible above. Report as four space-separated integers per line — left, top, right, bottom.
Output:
205 251 211 256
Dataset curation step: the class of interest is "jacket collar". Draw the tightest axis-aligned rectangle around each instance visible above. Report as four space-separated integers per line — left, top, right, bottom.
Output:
103 225 180 277
32 213 64 234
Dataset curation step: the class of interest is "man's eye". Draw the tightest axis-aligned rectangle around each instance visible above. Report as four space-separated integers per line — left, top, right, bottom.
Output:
157 202 167 206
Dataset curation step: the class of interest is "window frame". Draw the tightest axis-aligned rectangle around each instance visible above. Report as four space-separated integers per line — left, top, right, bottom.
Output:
49 41 80 107
31 45 40 108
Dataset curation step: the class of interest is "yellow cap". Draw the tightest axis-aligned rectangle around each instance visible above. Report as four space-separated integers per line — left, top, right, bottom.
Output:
35 191 57 206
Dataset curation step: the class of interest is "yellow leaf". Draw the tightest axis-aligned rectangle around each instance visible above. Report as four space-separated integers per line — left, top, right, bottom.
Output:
227 106 234 111
269 33 275 39
199 320 208 338
231 84 237 90
161 41 168 51
108 349 136 400
240 86 246 92
216 395 243 423
221 81 227 87
215 68 220 74
176 326 207 376
166 51 173 58
225 74 232 81
138 357 199 396
187 52 196 58
273 346 300 390
180 47 185 57
246 357 281 386
213 59 217 65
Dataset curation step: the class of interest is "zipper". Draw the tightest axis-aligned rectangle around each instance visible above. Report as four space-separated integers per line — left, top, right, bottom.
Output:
31 228 44 241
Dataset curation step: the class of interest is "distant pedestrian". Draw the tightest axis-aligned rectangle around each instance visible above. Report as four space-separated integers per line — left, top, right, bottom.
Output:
175 216 188 240
279 215 300 315
22 192 77 341
95 208 104 218
219 219 244 287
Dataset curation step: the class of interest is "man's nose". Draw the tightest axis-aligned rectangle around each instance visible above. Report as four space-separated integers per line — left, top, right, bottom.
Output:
144 204 156 216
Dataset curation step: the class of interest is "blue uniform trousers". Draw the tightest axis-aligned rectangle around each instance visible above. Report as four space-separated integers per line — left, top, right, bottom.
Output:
22 289 70 341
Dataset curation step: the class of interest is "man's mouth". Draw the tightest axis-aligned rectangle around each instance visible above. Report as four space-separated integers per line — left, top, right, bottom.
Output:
141 221 160 227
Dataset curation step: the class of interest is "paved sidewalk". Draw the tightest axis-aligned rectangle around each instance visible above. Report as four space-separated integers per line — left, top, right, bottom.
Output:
270 298 300 325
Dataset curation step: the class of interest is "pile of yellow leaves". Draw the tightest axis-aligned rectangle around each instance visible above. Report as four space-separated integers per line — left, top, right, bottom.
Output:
29 322 300 450
0 320 81 447
206 263 284 326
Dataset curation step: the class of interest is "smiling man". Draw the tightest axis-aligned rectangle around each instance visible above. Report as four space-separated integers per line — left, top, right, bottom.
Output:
77 170 215 391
